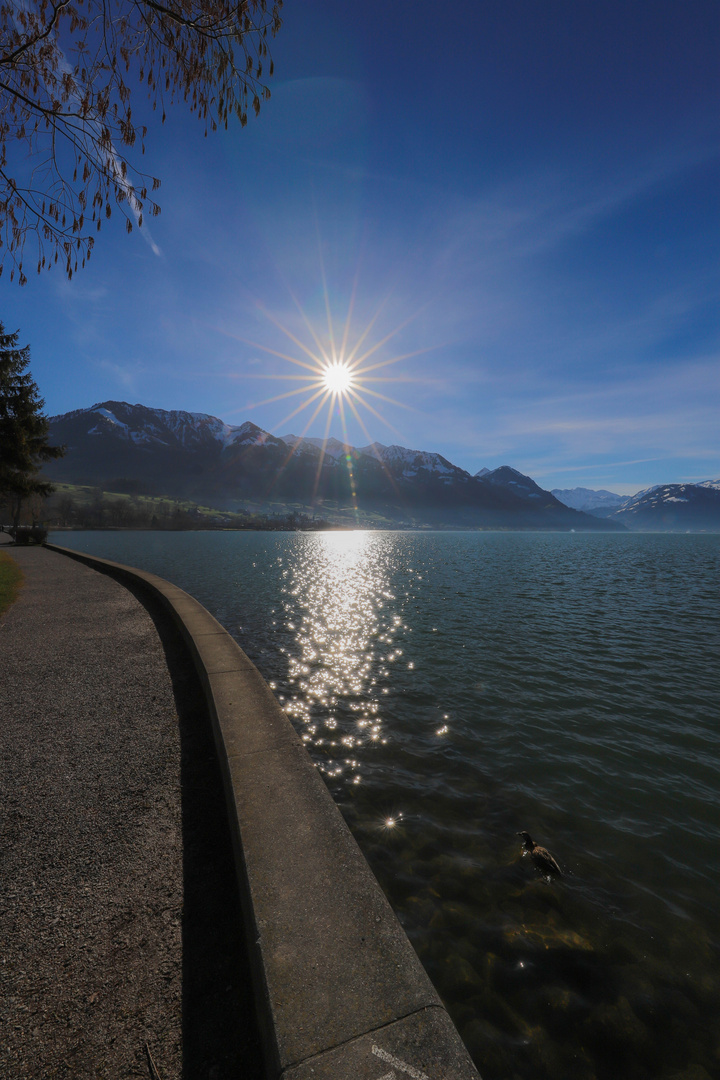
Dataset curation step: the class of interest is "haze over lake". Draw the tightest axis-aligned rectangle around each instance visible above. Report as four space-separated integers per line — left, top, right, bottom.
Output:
53 529 720 1080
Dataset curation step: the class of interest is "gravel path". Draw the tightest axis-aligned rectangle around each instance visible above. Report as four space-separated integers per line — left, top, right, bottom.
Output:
0 538 262 1079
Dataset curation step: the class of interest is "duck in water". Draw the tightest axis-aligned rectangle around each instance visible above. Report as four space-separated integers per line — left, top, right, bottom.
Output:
518 831 562 879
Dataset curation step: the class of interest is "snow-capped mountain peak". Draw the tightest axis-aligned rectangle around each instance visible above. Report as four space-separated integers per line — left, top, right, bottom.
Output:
279 434 469 479
371 443 465 478
480 465 549 500
279 434 354 459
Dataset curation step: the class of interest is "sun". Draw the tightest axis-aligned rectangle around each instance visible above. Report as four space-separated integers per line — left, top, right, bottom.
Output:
230 275 434 461
322 360 354 396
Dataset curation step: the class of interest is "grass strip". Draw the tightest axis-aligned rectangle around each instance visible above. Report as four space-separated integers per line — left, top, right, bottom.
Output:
0 550 24 616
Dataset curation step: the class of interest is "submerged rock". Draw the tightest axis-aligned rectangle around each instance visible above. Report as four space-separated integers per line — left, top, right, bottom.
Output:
665 1067 712 1080
502 919 594 952
437 953 484 995
583 995 650 1056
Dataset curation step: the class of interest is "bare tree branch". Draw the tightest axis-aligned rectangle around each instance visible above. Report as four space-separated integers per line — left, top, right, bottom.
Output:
0 0 282 282
0 0 72 66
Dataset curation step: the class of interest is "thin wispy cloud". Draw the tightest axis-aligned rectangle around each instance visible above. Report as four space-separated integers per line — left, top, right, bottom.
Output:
95 358 145 391
8 0 162 259
439 138 716 268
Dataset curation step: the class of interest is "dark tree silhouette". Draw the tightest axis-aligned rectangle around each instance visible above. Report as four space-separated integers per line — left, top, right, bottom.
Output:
0 0 282 283
0 322 64 529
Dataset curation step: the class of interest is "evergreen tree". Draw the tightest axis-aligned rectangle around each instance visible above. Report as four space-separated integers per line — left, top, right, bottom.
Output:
0 323 64 530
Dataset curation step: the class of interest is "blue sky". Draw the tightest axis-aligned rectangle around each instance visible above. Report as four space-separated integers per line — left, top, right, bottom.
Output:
2 0 718 495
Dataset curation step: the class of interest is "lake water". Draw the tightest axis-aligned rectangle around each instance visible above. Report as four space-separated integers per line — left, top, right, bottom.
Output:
50 530 720 1080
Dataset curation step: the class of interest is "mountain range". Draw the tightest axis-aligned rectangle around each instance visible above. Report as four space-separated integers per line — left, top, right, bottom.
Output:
552 481 720 532
44 401 623 531
44 401 719 531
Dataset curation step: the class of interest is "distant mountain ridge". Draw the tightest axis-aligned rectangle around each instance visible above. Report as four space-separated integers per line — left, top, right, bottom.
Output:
44 401 624 531
551 486 627 512
552 480 720 531
607 482 720 531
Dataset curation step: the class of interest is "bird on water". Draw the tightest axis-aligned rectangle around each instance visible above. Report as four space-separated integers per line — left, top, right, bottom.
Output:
518 831 562 879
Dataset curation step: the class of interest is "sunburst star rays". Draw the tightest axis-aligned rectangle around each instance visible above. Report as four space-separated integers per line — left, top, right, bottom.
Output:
226 297 430 449
220 289 440 517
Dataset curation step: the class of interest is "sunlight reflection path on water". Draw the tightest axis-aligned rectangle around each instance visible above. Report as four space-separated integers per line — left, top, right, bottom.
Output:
275 531 408 784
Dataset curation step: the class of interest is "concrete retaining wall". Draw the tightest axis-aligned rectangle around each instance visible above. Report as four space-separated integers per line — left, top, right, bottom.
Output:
45 543 481 1080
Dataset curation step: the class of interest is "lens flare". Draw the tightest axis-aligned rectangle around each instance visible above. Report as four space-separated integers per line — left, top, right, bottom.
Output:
222 269 440 522
229 273 437 457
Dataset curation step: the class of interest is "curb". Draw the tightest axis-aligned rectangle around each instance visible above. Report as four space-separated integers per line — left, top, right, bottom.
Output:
44 543 481 1080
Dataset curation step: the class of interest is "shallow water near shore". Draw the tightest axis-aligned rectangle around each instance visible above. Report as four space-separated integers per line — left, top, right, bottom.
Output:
52 529 720 1079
